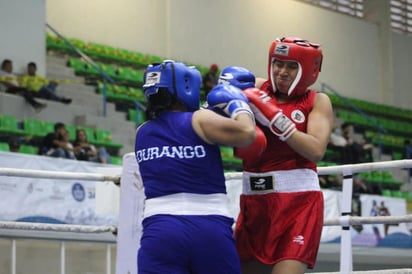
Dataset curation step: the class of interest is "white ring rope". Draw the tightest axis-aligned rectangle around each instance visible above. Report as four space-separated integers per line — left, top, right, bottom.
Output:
324 214 412 226
315 270 412 274
224 159 412 180
1 159 412 182
0 167 120 184
1 215 410 234
0 221 116 233
0 160 411 235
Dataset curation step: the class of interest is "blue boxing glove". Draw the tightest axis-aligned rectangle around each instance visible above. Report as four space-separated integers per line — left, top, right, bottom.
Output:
218 66 255 90
207 84 254 120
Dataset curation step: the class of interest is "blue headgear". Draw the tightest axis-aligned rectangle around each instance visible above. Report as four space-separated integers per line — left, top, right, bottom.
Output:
218 66 255 90
143 60 201 112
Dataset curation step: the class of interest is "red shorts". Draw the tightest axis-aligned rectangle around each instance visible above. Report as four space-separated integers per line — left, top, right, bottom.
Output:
234 191 324 269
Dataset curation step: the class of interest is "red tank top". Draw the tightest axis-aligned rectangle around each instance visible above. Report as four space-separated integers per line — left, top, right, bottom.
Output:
243 81 317 172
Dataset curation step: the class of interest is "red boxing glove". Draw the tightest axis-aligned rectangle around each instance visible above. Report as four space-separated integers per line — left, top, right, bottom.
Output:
243 88 297 141
234 125 267 160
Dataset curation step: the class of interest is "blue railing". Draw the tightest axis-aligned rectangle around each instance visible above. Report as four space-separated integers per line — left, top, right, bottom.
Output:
46 23 115 117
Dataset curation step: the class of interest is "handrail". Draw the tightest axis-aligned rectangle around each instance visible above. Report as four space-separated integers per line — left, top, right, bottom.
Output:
321 83 387 160
133 100 146 128
46 23 115 117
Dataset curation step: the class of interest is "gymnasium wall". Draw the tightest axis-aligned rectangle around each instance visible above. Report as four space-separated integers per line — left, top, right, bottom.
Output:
0 0 46 76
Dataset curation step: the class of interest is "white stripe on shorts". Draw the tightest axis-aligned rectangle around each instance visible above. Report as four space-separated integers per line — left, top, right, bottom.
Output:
143 192 232 219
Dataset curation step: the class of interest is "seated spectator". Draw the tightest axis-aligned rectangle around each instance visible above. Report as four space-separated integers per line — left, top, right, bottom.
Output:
202 64 219 100
40 122 75 159
319 174 342 190
328 121 347 163
73 128 111 164
353 173 371 195
341 122 365 164
8 137 20 152
19 62 72 104
403 139 412 183
62 129 76 159
0 59 47 112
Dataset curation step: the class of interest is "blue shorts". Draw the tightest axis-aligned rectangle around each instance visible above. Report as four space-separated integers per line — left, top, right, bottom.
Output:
138 215 241 274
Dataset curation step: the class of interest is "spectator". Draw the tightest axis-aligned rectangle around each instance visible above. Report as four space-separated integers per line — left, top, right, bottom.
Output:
8 137 20 152
202 63 219 99
328 121 347 163
403 139 412 182
330 122 347 147
19 62 72 104
40 122 75 159
379 201 391 237
353 173 370 195
73 128 111 164
352 174 369 233
341 122 364 164
319 174 342 190
0 59 47 112
62 129 76 159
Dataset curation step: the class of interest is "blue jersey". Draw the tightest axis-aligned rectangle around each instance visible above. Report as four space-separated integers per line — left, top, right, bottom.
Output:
135 111 226 199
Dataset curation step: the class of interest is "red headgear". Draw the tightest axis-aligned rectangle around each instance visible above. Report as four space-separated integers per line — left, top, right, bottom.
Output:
268 37 322 97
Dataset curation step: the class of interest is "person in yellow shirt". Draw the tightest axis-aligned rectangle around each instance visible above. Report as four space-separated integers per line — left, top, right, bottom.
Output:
19 62 72 104
0 59 47 112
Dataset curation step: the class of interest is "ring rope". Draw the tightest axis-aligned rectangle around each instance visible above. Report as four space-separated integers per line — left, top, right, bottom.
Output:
323 214 412 226
313 269 412 274
1 215 410 234
0 221 116 233
2 159 412 182
0 167 120 184
224 159 412 180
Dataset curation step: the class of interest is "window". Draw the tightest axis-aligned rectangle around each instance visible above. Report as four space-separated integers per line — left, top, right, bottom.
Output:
299 0 412 35
390 0 412 34
299 0 364 18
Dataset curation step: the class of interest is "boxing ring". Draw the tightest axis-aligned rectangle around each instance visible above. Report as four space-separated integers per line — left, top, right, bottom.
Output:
1 155 412 274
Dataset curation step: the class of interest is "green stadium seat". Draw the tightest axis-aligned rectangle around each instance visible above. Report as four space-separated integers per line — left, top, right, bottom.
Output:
116 67 144 84
94 129 123 150
22 118 45 137
220 146 242 165
0 115 24 135
19 145 39 155
65 124 76 141
0 142 10 152
99 63 118 79
110 156 123 165
128 108 145 125
95 129 112 144
392 152 403 160
391 190 403 198
67 58 88 75
86 42 118 60
381 189 392 197
46 33 72 52
128 87 145 101
402 191 412 201
42 121 55 134
67 38 88 51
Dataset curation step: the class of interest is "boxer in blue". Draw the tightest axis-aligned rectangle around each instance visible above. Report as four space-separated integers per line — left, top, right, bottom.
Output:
135 60 257 274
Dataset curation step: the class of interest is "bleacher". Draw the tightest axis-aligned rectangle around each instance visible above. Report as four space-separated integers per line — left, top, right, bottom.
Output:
324 92 412 201
2 33 412 197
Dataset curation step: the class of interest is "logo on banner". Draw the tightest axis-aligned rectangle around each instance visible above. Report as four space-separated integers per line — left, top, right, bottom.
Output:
72 183 85 202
